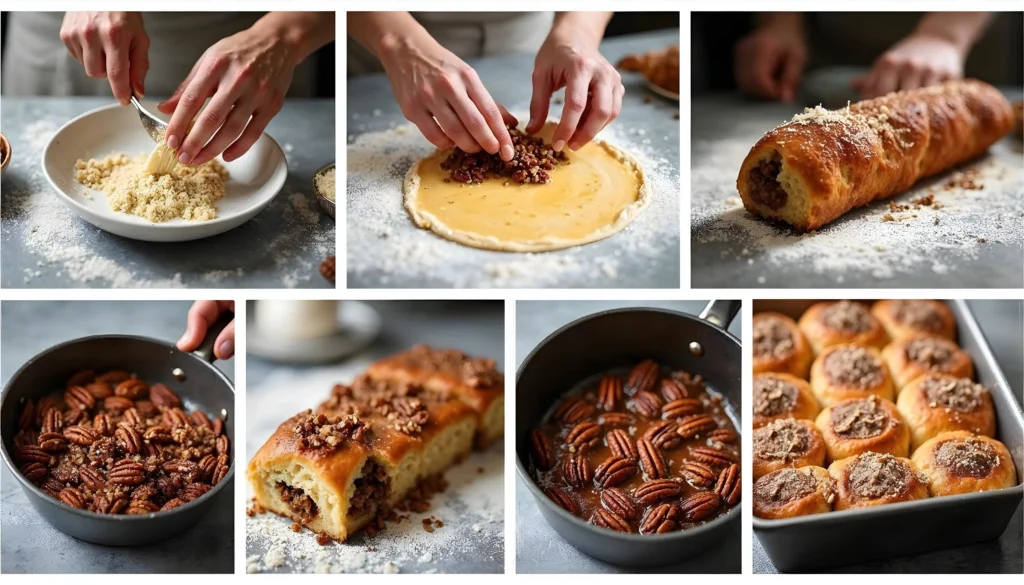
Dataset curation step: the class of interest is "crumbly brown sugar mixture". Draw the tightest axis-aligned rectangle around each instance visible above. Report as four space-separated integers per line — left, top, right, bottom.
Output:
830 396 889 439
921 377 985 412
754 375 798 416
891 300 944 332
75 153 228 223
754 419 811 461
754 468 823 506
753 317 794 359
935 437 999 478
821 301 872 334
824 346 883 389
906 337 956 370
292 411 369 450
847 452 912 499
440 125 567 184
317 376 431 436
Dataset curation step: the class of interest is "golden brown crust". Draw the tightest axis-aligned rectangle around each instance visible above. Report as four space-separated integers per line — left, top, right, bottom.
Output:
753 372 820 428
752 418 826 480
871 300 956 341
799 301 890 355
753 312 813 378
753 466 836 519
810 343 895 407
816 395 910 462
897 374 996 451
829 452 929 510
737 80 1014 232
882 334 974 392
912 431 1017 497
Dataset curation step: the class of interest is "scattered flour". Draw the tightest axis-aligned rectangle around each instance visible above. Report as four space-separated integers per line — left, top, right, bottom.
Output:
347 109 679 288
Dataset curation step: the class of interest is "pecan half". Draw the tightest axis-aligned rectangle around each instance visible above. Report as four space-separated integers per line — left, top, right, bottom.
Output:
58 487 86 509
94 493 129 514
640 502 680 534
198 454 218 480
20 462 48 482
41 477 65 496
115 379 148 400
64 385 96 411
629 390 664 418
66 369 95 388
715 464 741 506
634 478 682 505
565 421 601 452
689 446 737 468
86 382 113 399
15 445 51 465
597 375 623 411
553 396 595 424
127 501 160 514
530 429 554 470
600 487 639 520
18 400 35 431
180 482 212 502
660 378 689 401
625 359 660 396
708 429 739 444
63 425 99 446
563 454 593 488
110 459 145 486
644 421 682 450
143 425 174 444
606 428 638 460
160 498 185 512
115 425 142 454
163 408 190 428
212 464 229 486
93 413 113 435
80 465 106 491
599 412 633 427
40 408 63 434
593 456 638 488
676 415 717 440
680 461 718 489
96 370 131 384
122 408 143 426
150 383 182 410
37 432 67 453
662 398 703 420
544 487 578 514
637 438 667 479
679 491 721 522
103 396 134 414
592 508 631 532
191 410 212 428
216 435 230 455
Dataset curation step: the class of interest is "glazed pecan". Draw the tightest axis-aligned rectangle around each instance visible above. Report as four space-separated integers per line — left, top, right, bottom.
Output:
662 398 703 420
597 375 623 411
592 508 631 532
122 407 143 426
63 425 99 446
644 421 682 450
715 464 741 506
58 487 85 508
563 454 593 488
93 493 129 514
63 409 87 427
41 477 65 496
634 478 682 505
629 390 664 418
127 500 160 514
143 425 173 443
660 378 689 402
708 429 739 444
593 456 638 488
552 396 596 424
20 462 48 482
599 412 633 427
530 429 555 470
93 413 113 435
36 398 60 426
679 491 721 522
115 424 142 454
637 438 667 479
160 498 185 511
163 459 199 477
149 383 182 409
135 400 159 418
180 482 212 502
600 487 639 520
40 408 63 434
676 415 717 440
191 410 212 429
606 428 638 460
640 502 680 534
689 446 737 468
212 418 224 437
79 465 106 491
37 432 67 452
103 396 134 414
109 459 145 486
14 430 39 450
18 400 35 430
85 382 113 399
565 421 601 452
64 385 96 411
163 408 190 428
95 370 131 384
216 435 230 455
115 379 148 400
625 359 660 396
680 461 718 489
15 445 50 464
544 487 578 514
212 464 229 486
66 369 95 388
198 454 218 480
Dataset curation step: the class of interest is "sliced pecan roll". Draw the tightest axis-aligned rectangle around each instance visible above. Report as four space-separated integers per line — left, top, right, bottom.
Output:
597 375 623 411
600 487 639 520
634 478 682 505
592 508 631 532
637 438 667 479
605 428 638 460
715 464 741 506
625 359 660 396
593 456 638 488
640 502 680 534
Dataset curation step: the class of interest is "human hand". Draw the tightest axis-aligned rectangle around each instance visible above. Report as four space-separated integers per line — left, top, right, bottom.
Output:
158 26 296 166
528 34 623 152
177 301 235 360
380 35 516 159
853 34 964 99
734 16 807 102
60 12 149 105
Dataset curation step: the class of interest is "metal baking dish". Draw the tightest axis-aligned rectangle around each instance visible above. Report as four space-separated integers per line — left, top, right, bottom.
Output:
752 299 1024 572
516 301 742 568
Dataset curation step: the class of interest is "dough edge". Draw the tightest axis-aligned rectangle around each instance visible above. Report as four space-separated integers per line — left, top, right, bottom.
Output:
402 124 651 253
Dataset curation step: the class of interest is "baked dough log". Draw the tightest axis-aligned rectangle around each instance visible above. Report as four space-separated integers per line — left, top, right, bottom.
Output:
753 372 820 429
882 334 974 392
896 374 996 451
753 466 837 519
828 452 929 510
799 301 889 355
752 418 826 480
912 431 1017 497
815 395 910 462
753 312 813 378
810 343 895 407
737 80 1014 232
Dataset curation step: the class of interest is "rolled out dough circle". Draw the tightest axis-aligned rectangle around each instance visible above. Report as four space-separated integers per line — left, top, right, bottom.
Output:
403 122 650 252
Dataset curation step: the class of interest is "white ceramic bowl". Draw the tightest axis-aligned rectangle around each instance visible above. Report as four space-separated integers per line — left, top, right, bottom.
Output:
42 102 288 242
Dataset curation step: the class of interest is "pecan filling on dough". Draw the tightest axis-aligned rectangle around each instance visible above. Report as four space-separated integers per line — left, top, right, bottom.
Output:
935 438 998 478
890 300 943 332
905 337 956 370
753 317 795 360
754 419 811 461
921 377 984 412
754 468 822 507
830 396 889 439
347 459 391 518
847 453 911 499
821 301 872 334
441 125 567 185
748 153 787 209
824 346 883 389
754 376 798 416
277 482 319 522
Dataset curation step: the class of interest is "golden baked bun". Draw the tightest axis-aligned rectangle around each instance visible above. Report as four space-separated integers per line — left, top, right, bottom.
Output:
752 418 826 480
810 344 895 407
617 44 679 94
753 372 820 429
882 334 974 392
871 300 956 341
753 466 837 519
753 312 813 378
912 432 1017 497
828 452 929 510
897 374 996 451
815 395 910 462
798 301 890 355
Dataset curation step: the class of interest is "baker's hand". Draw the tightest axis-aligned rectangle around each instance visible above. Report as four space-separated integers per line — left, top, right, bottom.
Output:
734 17 807 102
158 26 296 166
60 12 149 105
380 36 516 159
854 34 963 99
528 36 622 152
178 301 235 361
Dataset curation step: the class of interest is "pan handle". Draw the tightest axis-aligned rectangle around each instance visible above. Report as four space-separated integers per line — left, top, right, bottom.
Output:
699 300 741 330
192 311 234 364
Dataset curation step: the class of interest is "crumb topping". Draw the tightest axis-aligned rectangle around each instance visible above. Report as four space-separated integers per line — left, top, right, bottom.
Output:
754 419 811 461
753 316 795 359
753 375 798 416
824 346 884 389
847 452 913 499
921 377 985 412
890 300 944 332
935 437 998 478
821 301 872 334
906 337 957 370
754 467 827 507
830 396 889 439
292 411 369 450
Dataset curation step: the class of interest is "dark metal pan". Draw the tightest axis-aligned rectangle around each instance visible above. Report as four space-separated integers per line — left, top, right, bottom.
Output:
516 300 742 568
0 315 235 546
752 300 1023 572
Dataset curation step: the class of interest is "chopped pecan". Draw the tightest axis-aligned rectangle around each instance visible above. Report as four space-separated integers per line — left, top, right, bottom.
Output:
293 411 368 450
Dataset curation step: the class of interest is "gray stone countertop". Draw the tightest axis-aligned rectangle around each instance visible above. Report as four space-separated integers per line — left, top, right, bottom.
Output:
347 30 680 289
754 300 1023 573
514 300 742 573
1 97 335 289
0 300 235 574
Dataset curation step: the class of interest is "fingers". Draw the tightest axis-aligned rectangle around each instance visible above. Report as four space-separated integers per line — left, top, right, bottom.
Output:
465 75 514 160
446 86 500 156
158 59 201 116
498 104 519 127
409 110 455 150
223 107 275 162
215 320 235 361
778 50 804 102
750 50 781 99
568 74 618 151
164 56 222 152
104 33 132 105
528 69 554 134
898 60 925 93
80 26 106 79
178 83 246 165
866 61 900 99
129 35 149 97
433 104 480 153
177 301 220 352
553 71 592 152
191 98 255 166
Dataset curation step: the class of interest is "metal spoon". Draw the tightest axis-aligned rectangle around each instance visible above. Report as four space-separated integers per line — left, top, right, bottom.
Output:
129 94 167 143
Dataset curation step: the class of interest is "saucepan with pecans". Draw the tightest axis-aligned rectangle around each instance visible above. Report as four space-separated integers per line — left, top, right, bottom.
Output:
516 301 742 567
0 316 234 546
